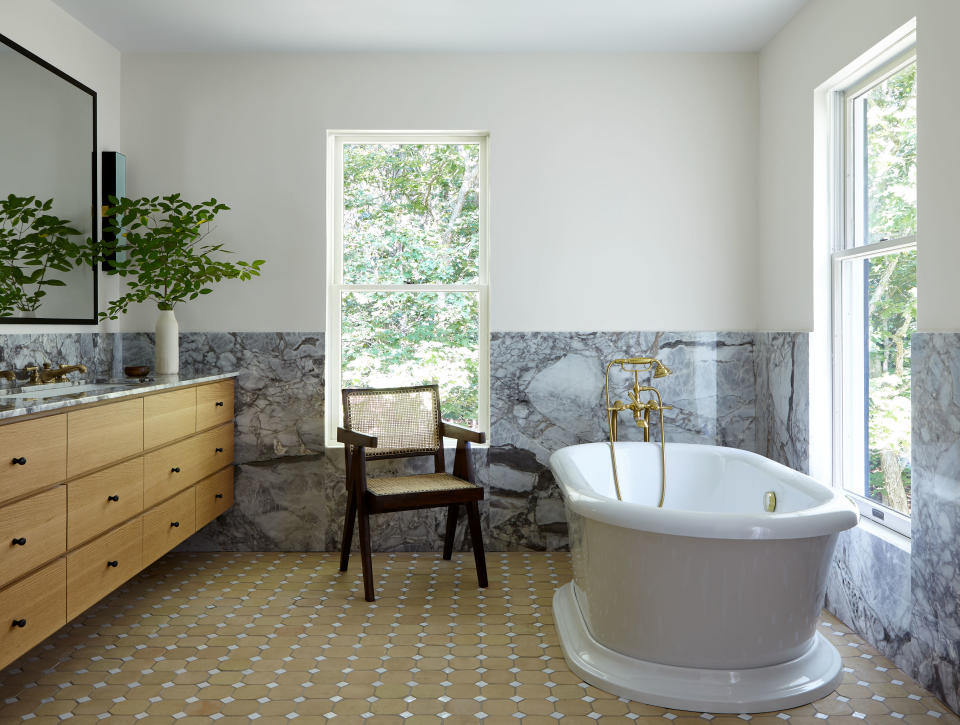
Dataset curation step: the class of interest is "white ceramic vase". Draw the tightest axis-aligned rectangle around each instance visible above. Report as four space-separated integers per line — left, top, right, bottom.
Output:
155 309 179 375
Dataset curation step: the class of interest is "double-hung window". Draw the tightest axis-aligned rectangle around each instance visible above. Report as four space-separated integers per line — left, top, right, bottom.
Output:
832 47 916 535
326 132 489 445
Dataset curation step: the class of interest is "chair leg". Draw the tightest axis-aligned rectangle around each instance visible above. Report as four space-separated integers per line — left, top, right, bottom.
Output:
442 504 459 560
340 487 357 572
357 504 376 602
466 501 488 588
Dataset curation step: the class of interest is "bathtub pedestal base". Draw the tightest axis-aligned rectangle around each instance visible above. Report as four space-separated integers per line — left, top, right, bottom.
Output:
553 583 843 713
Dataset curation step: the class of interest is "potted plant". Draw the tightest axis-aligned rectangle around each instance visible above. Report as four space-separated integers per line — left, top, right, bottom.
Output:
0 194 84 317
88 194 264 374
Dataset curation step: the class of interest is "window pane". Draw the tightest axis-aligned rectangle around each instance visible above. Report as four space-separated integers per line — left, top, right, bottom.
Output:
854 62 916 245
342 143 480 284
840 249 916 515
341 291 479 427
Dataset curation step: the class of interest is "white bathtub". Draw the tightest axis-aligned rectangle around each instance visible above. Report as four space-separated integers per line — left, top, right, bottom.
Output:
549 442 858 713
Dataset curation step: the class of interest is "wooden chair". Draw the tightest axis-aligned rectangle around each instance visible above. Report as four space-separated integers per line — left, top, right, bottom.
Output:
337 384 488 602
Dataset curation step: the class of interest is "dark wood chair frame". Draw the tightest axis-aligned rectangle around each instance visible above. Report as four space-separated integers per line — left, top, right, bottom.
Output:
337 386 488 602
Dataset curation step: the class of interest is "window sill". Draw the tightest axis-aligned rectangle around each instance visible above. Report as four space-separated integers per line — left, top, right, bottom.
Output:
856 516 911 554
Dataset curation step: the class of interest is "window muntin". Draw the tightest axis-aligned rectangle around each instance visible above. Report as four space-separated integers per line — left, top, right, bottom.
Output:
833 54 916 535
327 133 488 444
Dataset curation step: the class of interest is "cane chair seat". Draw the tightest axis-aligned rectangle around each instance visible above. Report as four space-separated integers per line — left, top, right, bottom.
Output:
367 473 482 497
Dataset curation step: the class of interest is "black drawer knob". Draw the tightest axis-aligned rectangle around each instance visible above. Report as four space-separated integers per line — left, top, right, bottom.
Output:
170 521 180 528
107 560 119 568
171 467 181 473
107 494 120 502
215 401 224 407
11 457 26 466
12 619 26 628
11 537 26 546
215 493 224 499
215 447 224 453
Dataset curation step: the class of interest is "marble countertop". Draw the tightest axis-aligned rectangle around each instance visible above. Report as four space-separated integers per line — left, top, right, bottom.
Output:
0 372 238 421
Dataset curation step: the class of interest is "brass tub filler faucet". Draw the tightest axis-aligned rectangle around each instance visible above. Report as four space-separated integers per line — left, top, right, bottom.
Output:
604 357 673 505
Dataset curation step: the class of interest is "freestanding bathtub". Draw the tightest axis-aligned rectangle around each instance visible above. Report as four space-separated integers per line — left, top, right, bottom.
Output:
549 442 858 713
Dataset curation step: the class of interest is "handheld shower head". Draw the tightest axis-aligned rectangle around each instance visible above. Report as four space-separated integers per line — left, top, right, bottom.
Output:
653 362 672 378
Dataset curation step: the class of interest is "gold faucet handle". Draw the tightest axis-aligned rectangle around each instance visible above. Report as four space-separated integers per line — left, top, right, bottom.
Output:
661 404 674 411
24 366 40 384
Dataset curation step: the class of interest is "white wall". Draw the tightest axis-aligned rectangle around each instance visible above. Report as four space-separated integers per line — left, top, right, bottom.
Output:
0 0 123 331
121 52 760 333
758 0 960 333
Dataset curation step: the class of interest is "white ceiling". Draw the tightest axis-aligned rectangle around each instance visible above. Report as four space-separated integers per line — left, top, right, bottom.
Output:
51 0 808 53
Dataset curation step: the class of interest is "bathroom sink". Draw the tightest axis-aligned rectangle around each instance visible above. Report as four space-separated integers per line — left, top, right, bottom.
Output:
0 380 145 402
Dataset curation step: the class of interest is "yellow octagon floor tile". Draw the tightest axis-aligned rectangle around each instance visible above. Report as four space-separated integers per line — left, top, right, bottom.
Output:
0 552 955 724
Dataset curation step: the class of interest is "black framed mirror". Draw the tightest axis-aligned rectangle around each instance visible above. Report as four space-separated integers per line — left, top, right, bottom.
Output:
0 32 98 324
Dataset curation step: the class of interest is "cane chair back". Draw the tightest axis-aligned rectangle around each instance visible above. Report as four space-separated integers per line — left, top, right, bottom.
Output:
342 385 442 459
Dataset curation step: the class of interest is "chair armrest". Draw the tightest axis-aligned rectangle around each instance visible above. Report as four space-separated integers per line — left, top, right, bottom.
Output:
337 427 378 448
441 422 485 444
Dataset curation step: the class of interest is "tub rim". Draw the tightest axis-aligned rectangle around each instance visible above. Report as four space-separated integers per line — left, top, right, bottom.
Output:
549 442 858 540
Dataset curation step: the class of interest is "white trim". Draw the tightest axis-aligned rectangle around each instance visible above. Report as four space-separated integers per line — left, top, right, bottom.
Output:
324 131 490 448
832 235 915 262
826 29 916 537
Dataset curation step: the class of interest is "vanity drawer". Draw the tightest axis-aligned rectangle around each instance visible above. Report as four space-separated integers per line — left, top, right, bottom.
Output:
67 458 144 549
0 486 66 588
195 423 234 481
0 558 66 670
0 415 67 505
67 399 144 478
142 423 233 508
196 380 234 431
142 488 195 567
143 435 206 508
67 518 142 620
196 468 234 529
144 387 197 449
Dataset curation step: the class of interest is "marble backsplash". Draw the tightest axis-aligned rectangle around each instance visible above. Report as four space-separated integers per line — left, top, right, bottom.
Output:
0 332 118 382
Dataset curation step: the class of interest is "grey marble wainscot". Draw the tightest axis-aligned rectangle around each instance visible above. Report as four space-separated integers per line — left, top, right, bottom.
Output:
821 333 960 713
122 330 760 553
486 331 757 550
753 332 809 473
907 333 960 710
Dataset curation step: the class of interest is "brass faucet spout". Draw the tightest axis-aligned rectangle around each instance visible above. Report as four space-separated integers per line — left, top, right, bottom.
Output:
29 363 88 385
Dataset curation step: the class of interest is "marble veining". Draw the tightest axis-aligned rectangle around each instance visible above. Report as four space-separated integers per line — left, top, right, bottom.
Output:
124 330 762 554
754 332 809 473
0 332 115 385
0 372 237 419
906 333 960 711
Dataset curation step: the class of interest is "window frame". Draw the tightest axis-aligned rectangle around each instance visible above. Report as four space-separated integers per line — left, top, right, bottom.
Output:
830 46 916 537
324 131 490 448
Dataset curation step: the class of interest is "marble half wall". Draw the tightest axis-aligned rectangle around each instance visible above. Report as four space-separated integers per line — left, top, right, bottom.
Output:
119 330 760 553
821 333 960 712
753 332 809 473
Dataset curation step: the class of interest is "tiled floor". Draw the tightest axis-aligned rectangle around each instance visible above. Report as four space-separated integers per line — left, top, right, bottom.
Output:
0 552 956 725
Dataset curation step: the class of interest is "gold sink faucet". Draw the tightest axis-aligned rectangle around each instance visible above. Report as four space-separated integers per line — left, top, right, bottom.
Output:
0 370 15 382
604 357 673 506
26 363 88 385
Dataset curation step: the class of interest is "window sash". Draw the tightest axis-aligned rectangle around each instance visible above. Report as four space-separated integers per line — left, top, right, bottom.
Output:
831 49 915 537
325 132 490 447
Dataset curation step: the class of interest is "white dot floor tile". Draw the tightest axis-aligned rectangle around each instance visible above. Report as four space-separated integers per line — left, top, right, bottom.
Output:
0 552 955 725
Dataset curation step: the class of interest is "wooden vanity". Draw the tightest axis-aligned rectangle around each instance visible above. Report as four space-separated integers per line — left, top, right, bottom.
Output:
0 376 236 670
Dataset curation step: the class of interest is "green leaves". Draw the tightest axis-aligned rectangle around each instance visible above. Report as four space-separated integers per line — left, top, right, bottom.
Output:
84 194 265 320
0 193 84 314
